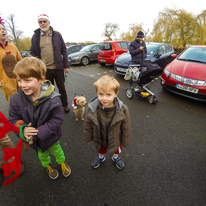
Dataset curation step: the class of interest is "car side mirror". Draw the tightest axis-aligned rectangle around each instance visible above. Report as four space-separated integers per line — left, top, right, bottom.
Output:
155 52 162 58
157 52 162 57
171 54 177 58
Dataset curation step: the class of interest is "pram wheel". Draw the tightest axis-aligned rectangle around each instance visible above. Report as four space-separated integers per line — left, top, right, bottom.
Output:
148 95 157 104
125 88 134 99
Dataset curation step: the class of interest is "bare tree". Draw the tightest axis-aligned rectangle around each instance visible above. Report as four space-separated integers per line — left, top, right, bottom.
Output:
5 14 23 49
102 23 119 41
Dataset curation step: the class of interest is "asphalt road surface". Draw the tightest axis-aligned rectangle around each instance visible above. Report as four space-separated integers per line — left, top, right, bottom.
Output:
0 62 206 206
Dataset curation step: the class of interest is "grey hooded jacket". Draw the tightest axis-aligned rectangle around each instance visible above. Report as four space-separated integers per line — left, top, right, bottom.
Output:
9 81 63 153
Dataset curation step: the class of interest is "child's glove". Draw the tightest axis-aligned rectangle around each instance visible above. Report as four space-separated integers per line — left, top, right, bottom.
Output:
15 120 29 152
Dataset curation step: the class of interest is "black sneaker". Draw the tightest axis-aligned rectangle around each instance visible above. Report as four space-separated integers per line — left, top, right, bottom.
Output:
112 156 124 169
91 156 106 169
0 168 3 185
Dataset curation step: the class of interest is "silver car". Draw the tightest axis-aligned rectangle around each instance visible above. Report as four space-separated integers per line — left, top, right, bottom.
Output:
68 44 100 66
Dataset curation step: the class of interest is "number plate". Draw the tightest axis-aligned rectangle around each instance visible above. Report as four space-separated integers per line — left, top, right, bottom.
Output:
116 67 126 72
176 84 198 94
100 59 106 62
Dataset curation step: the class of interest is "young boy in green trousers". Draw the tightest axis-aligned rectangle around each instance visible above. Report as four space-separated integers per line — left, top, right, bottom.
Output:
9 57 71 179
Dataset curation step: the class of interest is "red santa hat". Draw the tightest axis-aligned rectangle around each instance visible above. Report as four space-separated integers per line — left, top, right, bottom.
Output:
38 14 50 23
72 98 77 109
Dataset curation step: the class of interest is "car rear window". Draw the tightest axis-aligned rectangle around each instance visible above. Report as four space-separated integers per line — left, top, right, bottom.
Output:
117 42 130 49
100 43 112 51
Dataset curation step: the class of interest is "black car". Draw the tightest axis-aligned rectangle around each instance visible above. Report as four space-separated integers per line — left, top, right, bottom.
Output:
20 51 30 58
67 45 85 55
114 42 175 75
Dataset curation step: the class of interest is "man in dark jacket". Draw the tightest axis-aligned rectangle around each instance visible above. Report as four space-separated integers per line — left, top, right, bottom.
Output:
129 31 147 62
30 14 70 113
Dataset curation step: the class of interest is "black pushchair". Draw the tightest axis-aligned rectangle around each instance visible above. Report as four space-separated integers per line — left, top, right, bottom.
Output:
125 60 162 104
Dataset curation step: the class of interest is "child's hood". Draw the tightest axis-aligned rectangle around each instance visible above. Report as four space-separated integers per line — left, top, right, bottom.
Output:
39 80 59 99
88 96 123 113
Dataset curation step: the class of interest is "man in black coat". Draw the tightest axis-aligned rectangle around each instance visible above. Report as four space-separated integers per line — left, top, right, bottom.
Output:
30 14 70 113
129 31 147 62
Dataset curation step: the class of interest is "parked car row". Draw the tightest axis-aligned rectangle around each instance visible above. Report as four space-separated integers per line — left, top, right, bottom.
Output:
114 42 176 75
68 40 131 66
67 40 206 102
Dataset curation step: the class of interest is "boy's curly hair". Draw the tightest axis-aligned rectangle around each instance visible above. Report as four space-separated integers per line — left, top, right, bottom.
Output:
94 75 120 94
13 57 46 80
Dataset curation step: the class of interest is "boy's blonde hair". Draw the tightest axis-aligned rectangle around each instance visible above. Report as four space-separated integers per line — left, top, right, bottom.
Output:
13 57 46 80
94 75 120 94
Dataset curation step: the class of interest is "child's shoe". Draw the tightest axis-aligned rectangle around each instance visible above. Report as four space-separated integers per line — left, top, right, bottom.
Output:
91 156 106 168
46 164 59 179
61 161 71 177
112 156 124 169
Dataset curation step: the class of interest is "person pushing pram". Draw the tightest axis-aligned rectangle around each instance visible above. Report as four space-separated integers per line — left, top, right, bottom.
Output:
125 31 162 104
128 31 147 88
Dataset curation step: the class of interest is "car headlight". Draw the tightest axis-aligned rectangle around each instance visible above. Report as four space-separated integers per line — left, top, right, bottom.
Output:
163 68 206 86
71 56 80 60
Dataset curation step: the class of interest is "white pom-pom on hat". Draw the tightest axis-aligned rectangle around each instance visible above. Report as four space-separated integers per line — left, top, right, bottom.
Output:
38 14 50 22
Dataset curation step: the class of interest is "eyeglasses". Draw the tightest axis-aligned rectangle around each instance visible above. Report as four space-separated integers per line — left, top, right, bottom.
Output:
38 20 47 24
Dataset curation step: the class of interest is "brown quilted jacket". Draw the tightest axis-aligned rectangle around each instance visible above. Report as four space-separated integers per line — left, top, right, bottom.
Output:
84 97 131 156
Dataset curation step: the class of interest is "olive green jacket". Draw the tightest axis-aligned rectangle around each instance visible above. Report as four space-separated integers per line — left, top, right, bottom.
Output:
84 97 131 156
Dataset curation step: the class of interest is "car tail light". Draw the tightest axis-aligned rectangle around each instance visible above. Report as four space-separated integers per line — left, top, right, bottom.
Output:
111 44 116 55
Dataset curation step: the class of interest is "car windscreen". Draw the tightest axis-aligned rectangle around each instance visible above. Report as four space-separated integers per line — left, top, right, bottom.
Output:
80 45 93 52
100 43 112 51
178 47 206 63
146 44 159 55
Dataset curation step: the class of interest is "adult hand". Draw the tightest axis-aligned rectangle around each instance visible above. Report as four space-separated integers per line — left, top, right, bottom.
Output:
140 46 144 50
0 80 2 87
64 68 69 73
88 141 93 144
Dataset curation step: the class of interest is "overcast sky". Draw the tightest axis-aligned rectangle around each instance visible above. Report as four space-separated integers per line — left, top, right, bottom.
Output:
1 0 204 43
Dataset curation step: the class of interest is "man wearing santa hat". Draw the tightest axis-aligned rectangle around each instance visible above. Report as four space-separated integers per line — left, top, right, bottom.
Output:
30 14 70 113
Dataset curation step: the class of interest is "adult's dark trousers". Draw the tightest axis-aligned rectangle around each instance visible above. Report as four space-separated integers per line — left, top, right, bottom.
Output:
46 69 68 107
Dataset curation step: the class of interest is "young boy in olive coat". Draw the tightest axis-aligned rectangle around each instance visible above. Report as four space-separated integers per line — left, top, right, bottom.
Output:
84 75 131 169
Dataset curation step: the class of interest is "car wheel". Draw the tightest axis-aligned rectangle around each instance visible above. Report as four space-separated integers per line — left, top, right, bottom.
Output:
81 57 89 66
99 63 106 66
125 88 134 99
148 95 157 104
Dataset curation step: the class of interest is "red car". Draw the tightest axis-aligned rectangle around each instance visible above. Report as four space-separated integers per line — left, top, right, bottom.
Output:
161 45 206 101
98 40 130 66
